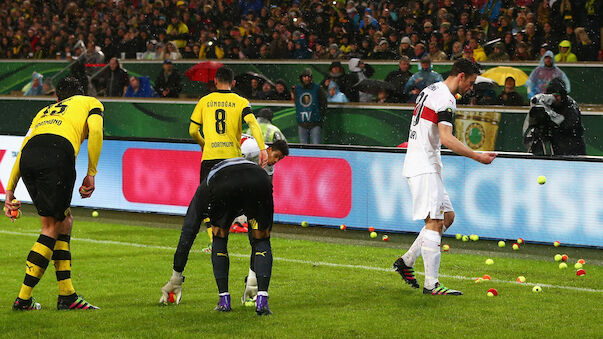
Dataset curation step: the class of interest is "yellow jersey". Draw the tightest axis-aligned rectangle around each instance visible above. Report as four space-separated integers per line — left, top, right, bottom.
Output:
7 95 104 191
189 90 266 160
26 95 104 155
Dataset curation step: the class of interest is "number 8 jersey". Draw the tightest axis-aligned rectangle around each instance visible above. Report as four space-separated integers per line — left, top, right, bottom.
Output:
402 82 456 178
190 89 265 161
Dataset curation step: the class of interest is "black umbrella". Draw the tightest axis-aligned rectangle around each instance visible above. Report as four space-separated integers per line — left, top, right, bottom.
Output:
234 72 275 98
352 79 395 95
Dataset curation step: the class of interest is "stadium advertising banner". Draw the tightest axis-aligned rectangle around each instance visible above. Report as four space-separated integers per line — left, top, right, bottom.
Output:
1 136 601 247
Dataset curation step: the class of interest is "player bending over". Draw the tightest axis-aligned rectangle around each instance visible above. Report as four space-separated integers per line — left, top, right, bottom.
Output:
238 136 288 304
177 158 276 315
4 77 104 310
393 59 496 296
159 138 288 308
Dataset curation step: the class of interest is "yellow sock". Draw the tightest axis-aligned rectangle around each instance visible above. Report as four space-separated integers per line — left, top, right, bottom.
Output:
18 234 55 300
52 234 76 297
206 226 213 243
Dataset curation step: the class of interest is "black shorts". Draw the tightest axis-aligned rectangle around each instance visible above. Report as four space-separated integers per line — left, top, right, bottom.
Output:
200 158 224 184
204 162 273 231
20 134 76 221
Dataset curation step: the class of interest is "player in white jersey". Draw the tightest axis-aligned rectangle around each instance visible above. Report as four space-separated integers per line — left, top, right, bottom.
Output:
238 135 288 304
394 59 497 296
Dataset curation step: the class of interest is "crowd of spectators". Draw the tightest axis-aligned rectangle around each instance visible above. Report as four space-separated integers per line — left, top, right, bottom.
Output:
1 0 601 64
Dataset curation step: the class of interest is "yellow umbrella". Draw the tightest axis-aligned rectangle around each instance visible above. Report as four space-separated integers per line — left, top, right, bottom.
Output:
481 66 529 86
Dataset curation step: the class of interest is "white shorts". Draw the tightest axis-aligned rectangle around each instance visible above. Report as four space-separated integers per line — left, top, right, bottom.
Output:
407 173 453 221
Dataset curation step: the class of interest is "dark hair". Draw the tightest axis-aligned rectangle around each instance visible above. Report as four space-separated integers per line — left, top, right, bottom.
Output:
270 139 289 156
256 107 273 121
56 76 84 101
449 59 480 77
215 66 234 84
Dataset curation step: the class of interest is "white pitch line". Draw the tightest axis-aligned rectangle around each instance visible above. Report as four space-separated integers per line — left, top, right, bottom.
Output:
1 230 601 294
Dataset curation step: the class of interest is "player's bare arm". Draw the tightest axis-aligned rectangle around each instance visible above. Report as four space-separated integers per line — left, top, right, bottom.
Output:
438 123 496 164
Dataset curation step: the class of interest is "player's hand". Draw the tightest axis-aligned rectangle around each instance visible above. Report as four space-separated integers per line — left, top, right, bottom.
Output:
474 152 497 164
259 149 268 168
4 191 21 221
79 175 95 199
159 274 184 305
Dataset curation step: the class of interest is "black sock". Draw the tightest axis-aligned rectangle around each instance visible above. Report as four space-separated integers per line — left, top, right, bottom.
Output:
211 235 229 293
253 238 272 292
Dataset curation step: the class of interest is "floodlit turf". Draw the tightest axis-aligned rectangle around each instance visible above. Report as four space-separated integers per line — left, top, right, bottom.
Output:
0 211 601 338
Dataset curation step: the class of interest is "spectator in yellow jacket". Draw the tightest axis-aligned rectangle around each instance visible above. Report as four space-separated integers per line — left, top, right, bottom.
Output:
469 37 488 62
555 40 578 63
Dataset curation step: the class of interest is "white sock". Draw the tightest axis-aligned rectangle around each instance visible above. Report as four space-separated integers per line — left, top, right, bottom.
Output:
247 268 257 287
257 291 268 297
401 227 426 267
421 230 442 290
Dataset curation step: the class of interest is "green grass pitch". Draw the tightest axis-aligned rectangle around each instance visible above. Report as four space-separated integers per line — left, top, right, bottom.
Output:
0 208 601 338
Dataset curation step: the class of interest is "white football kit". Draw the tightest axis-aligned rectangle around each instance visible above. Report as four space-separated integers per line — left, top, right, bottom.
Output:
402 82 455 220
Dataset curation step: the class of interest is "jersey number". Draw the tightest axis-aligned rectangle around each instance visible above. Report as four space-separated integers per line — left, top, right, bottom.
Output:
413 92 428 126
215 109 226 134
43 102 68 117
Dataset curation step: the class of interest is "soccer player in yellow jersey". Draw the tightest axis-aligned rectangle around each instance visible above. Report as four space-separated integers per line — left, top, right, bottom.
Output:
4 77 103 311
160 67 268 305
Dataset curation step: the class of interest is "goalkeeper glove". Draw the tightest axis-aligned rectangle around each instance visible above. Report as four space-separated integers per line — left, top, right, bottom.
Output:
160 270 184 305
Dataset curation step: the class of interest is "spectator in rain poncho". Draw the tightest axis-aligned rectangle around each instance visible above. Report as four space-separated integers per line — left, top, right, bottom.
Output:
23 72 44 96
327 81 349 103
124 76 158 98
404 56 443 102
526 50 571 99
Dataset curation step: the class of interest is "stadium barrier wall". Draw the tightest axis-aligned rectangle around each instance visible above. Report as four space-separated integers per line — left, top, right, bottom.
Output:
1 97 602 155
1 135 601 247
2 59 603 104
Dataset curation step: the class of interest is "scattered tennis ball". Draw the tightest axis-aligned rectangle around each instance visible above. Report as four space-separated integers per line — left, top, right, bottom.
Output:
382 235 389 242
487 292 494 297
368 227 375 232
574 263 583 269
462 235 469 242
482 274 491 281
442 244 450 251
369 231 377 239
92 210 99 217
455 233 462 240
485 258 494 265
470 234 479 241
559 262 568 269
576 269 586 277
577 259 586 265
561 254 568 262
244 300 255 307
537 176 546 185
553 241 560 247
512 243 520 250
517 276 526 283
474 278 483 283
487 288 498 296
554 254 562 262
340 224 346 230
532 286 542 293
301 221 309 227
517 238 524 244
498 241 506 248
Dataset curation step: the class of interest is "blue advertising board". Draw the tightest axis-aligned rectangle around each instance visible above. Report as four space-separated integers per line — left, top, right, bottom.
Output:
1 136 601 247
